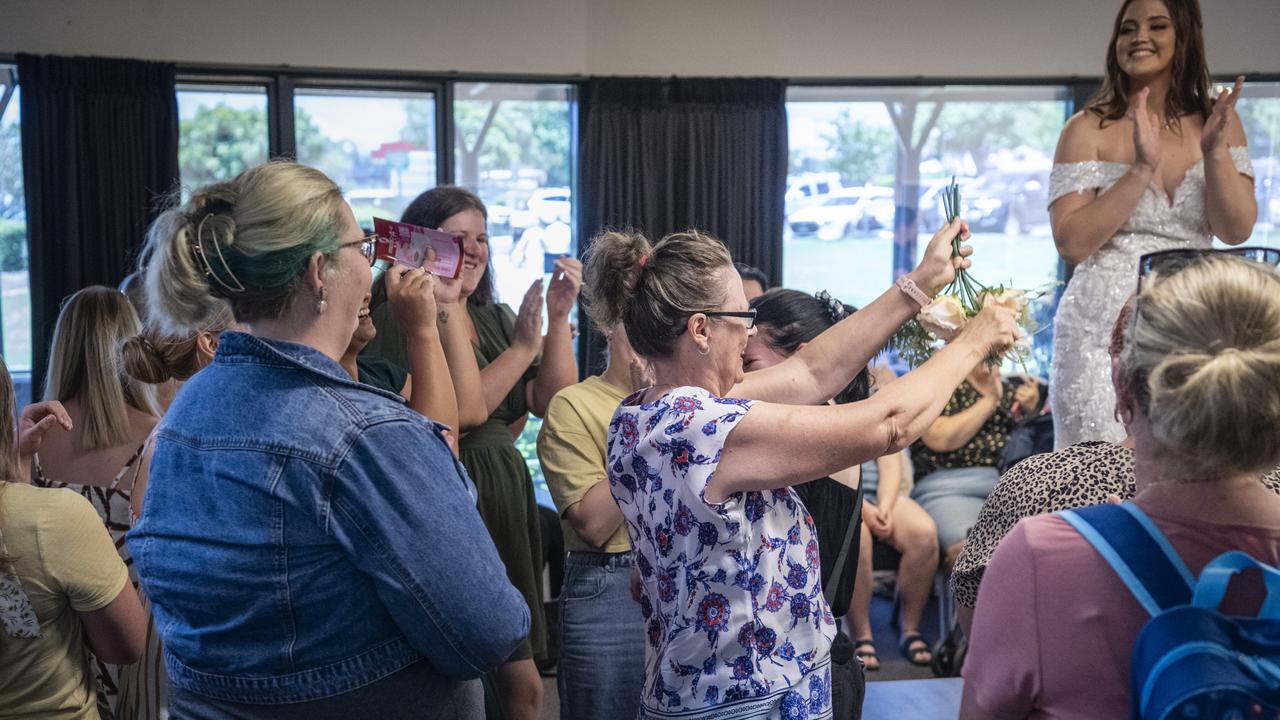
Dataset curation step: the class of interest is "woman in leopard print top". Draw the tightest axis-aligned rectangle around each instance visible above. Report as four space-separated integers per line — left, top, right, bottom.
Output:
953 292 1280 636
953 440 1280 634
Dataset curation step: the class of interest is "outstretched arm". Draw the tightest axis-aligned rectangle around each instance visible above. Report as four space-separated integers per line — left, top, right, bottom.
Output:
708 305 1018 502
733 218 973 406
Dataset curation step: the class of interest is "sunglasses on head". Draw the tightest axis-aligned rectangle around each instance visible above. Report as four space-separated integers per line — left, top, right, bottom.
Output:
1136 247 1280 293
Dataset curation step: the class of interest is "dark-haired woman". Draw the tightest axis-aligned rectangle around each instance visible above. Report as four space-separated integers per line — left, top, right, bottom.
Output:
742 289 869 618
744 290 939 670
1048 0 1257 448
365 186 581 720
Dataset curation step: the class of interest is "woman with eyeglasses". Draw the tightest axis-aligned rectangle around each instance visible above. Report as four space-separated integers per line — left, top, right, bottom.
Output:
128 162 528 719
962 250 1280 718
1048 0 1257 450
584 223 1018 719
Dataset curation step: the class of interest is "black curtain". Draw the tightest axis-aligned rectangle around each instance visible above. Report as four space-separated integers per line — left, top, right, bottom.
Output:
17 54 178 395
577 77 787 375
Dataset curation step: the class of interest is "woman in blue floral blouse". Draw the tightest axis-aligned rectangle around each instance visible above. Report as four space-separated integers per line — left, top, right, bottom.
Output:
581 222 1018 719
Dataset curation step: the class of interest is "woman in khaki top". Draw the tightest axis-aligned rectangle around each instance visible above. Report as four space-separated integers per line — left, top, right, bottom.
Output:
537 253 650 720
0 356 146 719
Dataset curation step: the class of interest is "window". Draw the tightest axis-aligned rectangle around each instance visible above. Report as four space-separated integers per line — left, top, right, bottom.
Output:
1229 80 1280 247
177 84 270 188
0 67 32 389
294 87 437 227
452 82 576 507
452 82 575 307
786 85 1071 375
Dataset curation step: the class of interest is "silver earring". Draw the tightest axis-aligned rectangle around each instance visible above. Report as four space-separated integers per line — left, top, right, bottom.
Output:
698 343 710 357
315 287 328 315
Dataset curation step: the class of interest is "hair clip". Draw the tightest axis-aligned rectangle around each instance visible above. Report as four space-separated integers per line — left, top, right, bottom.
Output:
192 214 246 294
815 290 848 324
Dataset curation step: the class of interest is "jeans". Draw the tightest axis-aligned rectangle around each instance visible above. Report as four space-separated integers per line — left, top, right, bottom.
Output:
168 663 483 720
557 552 645 720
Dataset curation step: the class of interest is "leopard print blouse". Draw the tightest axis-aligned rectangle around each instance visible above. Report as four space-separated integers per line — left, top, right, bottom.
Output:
910 380 1016 478
951 441 1280 609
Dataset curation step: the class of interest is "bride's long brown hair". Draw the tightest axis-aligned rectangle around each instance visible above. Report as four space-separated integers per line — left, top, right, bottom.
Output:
1085 0 1213 128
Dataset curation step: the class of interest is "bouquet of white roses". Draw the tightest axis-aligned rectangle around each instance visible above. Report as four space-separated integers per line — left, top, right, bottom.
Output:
889 179 1039 367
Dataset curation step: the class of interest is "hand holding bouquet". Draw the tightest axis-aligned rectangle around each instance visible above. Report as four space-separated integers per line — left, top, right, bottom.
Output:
890 178 1039 366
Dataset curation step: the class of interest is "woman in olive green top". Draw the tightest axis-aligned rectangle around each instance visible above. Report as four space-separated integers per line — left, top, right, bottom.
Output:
365 186 580 720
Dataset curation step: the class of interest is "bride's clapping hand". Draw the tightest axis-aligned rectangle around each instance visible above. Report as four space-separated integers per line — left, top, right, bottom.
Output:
910 217 973 296
1129 87 1163 173
1201 76 1244 156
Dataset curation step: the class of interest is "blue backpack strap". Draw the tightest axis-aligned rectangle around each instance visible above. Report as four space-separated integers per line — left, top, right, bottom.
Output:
1193 550 1280 619
1058 503 1195 615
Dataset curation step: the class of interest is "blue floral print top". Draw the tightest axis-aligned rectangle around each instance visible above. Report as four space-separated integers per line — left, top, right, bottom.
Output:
607 386 834 720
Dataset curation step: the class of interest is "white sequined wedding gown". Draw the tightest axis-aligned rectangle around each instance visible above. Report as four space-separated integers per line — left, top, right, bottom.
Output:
1048 147 1253 449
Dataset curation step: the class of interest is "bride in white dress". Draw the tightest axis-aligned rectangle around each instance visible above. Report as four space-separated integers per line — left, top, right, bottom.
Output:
1048 0 1257 448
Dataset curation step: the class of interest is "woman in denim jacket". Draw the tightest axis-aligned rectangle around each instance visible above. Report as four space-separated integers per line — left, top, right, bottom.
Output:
127 162 528 719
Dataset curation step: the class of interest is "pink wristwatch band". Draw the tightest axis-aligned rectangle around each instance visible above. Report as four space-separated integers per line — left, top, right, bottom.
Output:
895 275 932 308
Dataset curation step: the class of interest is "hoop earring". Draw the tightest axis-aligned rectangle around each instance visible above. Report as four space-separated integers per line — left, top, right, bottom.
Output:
315 287 328 315
698 343 710 357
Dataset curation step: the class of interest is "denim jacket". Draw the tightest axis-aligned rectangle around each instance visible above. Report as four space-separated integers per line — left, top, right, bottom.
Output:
128 332 529 704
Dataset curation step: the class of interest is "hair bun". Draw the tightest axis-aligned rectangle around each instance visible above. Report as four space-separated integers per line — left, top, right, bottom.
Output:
121 333 175 385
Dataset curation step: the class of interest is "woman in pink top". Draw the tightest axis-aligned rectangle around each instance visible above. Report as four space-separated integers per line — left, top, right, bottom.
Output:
961 249 1280 719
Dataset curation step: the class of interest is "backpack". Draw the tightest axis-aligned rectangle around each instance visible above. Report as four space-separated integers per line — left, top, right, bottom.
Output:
1059 502 1280 720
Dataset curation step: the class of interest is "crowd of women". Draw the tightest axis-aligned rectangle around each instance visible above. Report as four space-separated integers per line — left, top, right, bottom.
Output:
1 0 1279 719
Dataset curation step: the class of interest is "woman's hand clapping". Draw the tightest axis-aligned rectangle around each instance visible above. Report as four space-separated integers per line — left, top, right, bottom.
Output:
545 257 583 320
512 279 546 356
1128 87 1163 174
1201 76 1244 156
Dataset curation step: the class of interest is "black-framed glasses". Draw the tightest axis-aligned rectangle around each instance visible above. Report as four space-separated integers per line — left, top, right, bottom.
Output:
698 309 758 329
340 234 381 267
1137 246 1280 292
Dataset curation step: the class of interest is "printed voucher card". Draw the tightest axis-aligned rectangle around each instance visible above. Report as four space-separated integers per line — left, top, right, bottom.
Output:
372 218 464 279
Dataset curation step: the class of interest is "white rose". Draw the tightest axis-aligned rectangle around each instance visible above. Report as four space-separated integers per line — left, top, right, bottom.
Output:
917 294 968 341
981 288 1027 314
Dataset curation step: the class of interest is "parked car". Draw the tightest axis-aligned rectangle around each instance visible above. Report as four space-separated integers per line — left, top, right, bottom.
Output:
786 172 843 211
963 171 1050 235
787 186 895 241
919 178 977 230
527 187 571 225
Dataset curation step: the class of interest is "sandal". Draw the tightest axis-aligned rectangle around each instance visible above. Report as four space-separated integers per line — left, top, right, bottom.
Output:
854 639 880 672
900 632 933 667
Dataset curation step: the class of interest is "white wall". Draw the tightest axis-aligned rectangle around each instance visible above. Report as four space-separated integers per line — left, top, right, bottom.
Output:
2 0 1278 78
